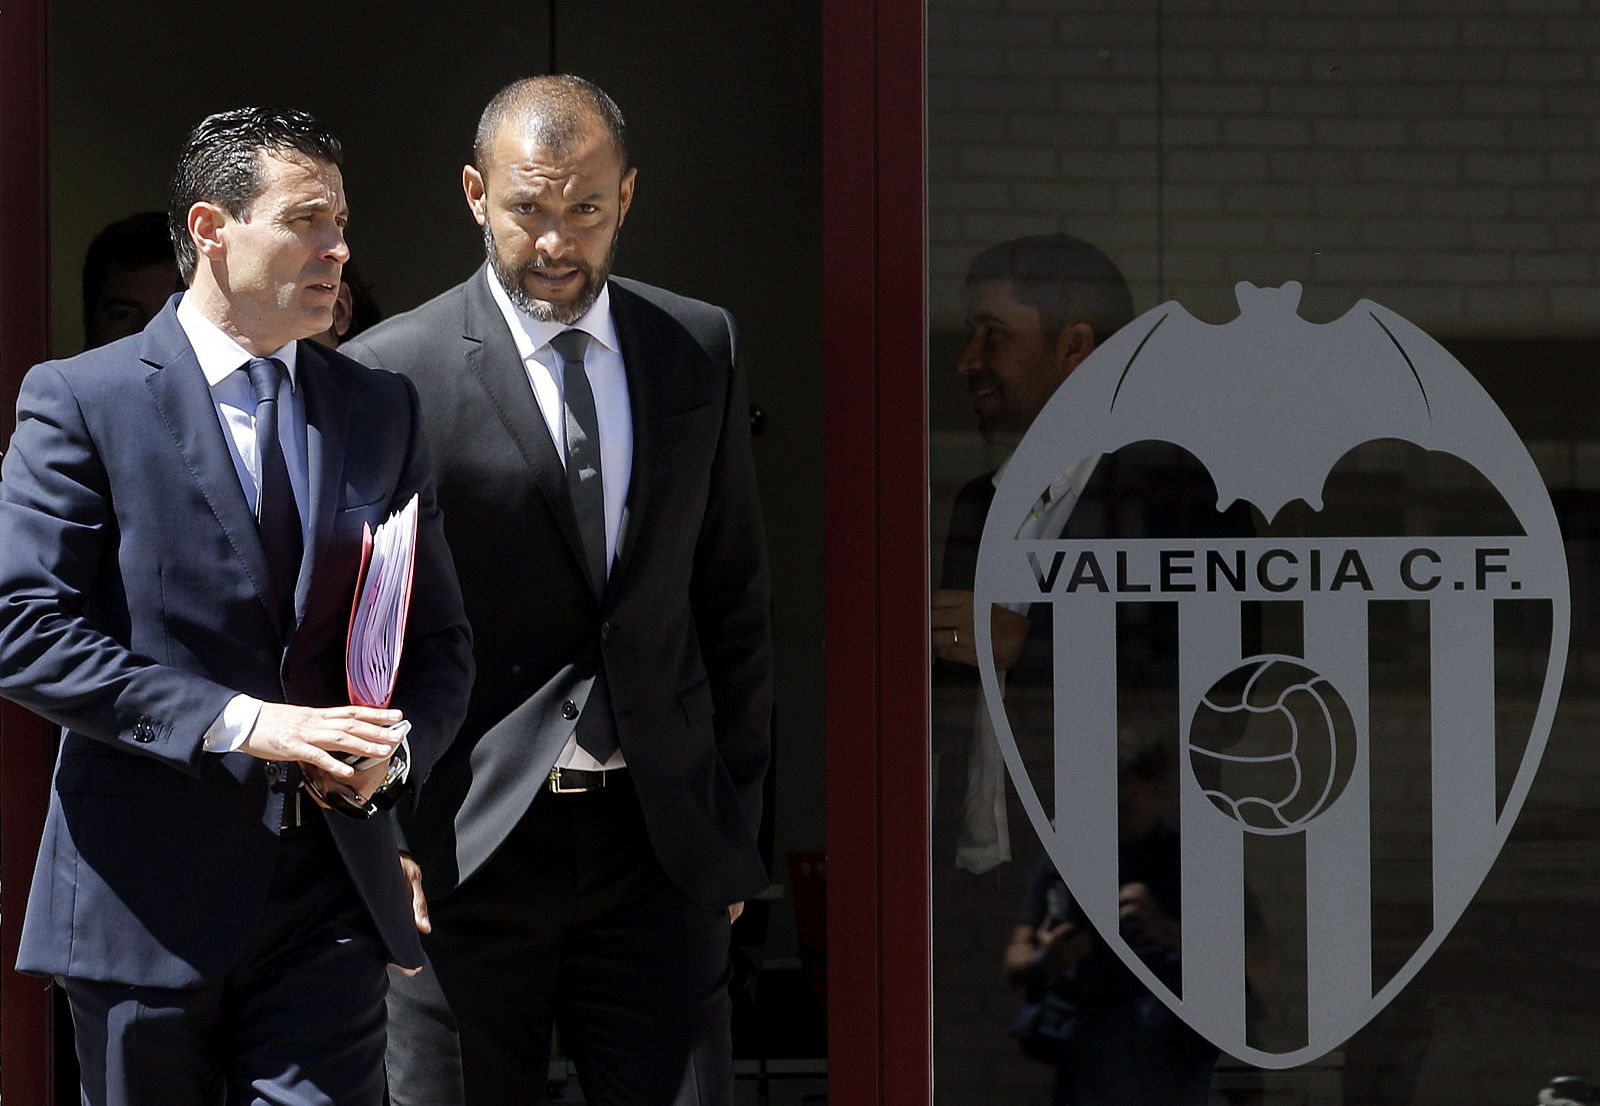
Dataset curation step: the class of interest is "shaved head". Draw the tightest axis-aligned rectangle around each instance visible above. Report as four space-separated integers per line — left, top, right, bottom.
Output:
474 75 628 174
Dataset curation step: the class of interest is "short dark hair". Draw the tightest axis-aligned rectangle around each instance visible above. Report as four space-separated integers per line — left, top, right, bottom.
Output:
965 234 1135 346
168 106 343 283
473 75 629 174
82 211 175 331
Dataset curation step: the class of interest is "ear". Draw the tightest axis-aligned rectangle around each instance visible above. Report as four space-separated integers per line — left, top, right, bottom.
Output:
462 164 488 226
188 201 227 265
332 283 354 339
617 167 637 227
1054 321 1097 379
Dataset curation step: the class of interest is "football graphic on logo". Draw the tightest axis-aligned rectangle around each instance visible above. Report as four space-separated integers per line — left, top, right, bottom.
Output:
1188 656 1358 834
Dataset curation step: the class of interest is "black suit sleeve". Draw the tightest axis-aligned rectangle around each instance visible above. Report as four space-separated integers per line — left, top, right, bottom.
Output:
383 371 474 801
338 337 383 371
690 308 773 834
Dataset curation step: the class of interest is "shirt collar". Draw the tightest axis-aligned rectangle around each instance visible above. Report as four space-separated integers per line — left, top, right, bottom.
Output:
992 452 1098 505
176 293 300 390
485 267 620 362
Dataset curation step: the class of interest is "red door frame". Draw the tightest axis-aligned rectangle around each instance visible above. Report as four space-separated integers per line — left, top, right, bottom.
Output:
1 4 930 1104
823 0 930 1103
0 0 57 1102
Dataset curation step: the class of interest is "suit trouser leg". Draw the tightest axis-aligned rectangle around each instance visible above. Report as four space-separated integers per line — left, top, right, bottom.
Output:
64 823 389 1106
557 799 734 1106
388 775 733 1106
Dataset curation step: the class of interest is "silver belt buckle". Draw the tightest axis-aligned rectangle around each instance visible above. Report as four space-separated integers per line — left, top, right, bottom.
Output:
548 766 593 794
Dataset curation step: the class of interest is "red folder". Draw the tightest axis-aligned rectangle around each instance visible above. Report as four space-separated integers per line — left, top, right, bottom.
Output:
344 494 420 709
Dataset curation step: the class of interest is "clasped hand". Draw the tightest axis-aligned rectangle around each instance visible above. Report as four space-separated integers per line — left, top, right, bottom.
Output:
241 702 404 805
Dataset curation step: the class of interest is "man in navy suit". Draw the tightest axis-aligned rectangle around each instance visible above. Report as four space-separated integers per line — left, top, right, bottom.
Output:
0 107 473 1106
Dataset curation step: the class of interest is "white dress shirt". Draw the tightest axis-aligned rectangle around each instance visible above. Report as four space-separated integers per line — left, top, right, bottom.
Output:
956 454 1099 874
176 295 307 754
486 270 632 771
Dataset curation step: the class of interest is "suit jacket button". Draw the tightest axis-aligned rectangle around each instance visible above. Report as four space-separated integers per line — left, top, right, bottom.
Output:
600 622 613 641
561 699 579 721
265 763 281 782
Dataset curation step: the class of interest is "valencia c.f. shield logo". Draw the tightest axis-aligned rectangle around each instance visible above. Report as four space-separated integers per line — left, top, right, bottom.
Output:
973 282 1569 1068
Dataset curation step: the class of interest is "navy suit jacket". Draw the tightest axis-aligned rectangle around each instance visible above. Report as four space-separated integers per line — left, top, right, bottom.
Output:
0 298 473 988
342 271 772 911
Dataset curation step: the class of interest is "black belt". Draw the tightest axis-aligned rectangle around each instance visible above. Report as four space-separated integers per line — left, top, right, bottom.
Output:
547 765 624 794
280 784 317 830
265 761 316 830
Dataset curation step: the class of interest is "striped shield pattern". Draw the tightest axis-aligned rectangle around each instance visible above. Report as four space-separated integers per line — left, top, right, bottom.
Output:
973 283 1569 1068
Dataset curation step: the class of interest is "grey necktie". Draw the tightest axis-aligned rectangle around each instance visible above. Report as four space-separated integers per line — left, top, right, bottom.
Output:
552 329 608 597
244 357 301 633
550 329 619 762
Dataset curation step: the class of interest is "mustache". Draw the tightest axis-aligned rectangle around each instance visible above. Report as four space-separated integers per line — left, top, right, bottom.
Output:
521 255 598 278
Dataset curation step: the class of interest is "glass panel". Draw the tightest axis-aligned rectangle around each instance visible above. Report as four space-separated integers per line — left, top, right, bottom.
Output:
930 5 1600 1104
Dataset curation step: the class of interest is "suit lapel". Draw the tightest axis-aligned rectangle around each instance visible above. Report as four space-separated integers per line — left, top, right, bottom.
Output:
140 304 282 635
608 282 661 589
462 268 592 588
295 339 351 626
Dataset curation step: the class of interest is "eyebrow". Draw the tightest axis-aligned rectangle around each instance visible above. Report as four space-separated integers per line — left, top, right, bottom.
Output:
505 189 608 205
284 197 347 217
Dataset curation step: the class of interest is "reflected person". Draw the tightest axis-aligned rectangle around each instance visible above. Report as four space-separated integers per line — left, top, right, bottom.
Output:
1003 738 1216 1106
932 234 1135 873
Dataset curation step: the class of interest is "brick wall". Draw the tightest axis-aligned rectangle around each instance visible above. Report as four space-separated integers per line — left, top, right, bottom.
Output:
929 1 1599 336
929 3 1600 1104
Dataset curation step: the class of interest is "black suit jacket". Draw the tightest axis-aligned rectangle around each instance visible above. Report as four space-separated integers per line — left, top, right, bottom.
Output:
342 269 772 910
0 299 474 987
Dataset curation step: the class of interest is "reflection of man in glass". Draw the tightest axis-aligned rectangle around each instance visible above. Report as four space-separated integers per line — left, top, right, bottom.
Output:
1003 737 1216 1106
932 234 1134 873
80 211 183 350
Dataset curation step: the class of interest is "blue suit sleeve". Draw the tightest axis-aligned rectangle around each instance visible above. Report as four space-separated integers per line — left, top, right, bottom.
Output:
0 362 235 772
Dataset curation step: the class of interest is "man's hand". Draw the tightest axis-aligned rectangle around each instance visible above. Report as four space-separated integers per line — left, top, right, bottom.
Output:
384 853 431 978
242 703 404 778
302 755 399 811
728 901 745 924
931 589 1030 670
1118 882 1181 950
400 853 431 935
1035 917 1094 972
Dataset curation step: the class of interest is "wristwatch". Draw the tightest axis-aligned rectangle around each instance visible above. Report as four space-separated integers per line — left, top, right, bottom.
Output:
303 735 410 820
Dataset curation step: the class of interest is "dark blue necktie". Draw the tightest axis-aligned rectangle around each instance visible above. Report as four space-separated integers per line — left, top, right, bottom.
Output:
244 357 302 631
550 330 619 762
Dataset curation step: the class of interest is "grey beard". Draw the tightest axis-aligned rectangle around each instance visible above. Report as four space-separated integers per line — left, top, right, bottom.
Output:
483 222 618 325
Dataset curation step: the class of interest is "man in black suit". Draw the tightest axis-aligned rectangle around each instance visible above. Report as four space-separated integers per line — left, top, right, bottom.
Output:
0 107 473 1106
341 75 772 1105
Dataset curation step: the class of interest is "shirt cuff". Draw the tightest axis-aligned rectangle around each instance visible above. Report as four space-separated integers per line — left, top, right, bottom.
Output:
201 695 263 753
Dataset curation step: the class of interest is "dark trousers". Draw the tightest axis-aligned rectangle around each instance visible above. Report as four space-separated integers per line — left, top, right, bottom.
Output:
63 821 389 1106
386 773 734 1106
